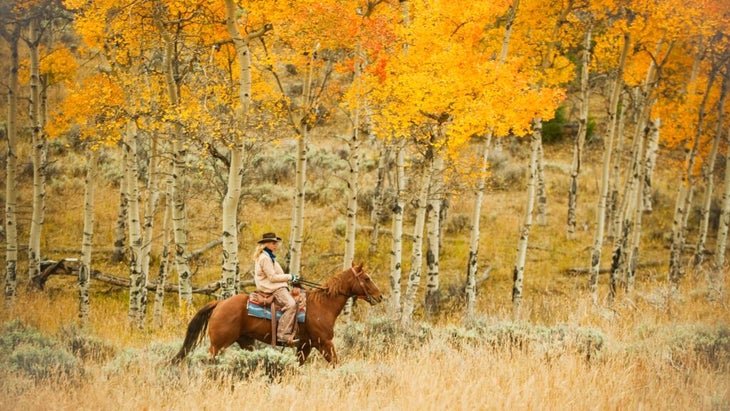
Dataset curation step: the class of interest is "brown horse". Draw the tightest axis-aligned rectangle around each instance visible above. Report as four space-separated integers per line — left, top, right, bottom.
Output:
172 263 383 365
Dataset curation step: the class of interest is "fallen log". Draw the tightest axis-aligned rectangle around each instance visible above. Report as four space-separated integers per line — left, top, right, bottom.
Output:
564 260 661 276
37 259 252 295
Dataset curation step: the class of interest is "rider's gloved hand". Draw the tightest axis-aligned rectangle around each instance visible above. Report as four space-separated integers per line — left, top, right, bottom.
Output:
291 274 299 282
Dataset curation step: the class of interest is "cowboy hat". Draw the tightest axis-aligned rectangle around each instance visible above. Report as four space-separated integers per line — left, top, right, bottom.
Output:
257 232 282 244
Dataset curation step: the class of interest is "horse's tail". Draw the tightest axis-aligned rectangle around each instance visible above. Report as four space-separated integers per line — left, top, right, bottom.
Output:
171 301 219 364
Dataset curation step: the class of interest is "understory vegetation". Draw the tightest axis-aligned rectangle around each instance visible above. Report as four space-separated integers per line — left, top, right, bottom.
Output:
1 282 728 410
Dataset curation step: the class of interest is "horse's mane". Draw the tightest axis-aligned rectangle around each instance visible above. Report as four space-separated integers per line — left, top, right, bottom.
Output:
307 267 354 302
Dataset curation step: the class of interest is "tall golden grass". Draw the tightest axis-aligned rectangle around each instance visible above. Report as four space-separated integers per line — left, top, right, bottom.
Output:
1 265 728 410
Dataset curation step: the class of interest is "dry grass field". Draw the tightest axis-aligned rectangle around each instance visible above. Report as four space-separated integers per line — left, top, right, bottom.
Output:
1 136 729 410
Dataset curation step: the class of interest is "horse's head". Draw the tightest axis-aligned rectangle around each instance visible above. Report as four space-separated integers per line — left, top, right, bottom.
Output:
349 263 383 305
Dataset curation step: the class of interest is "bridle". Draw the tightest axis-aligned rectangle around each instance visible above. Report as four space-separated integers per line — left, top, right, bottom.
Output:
351 266 376 303
296 267 377 302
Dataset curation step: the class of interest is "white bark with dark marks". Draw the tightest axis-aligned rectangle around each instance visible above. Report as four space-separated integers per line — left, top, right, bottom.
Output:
79 150 97 323
401 154 432 326
466 133 492 319
694 77 727 268
589 33 630 305
27 17 47 286
512 121 541 311
3 25 20 303
389 143 406 319
567 24 592 240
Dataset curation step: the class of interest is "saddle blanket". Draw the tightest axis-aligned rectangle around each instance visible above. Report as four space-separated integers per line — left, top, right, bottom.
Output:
247 300 306 323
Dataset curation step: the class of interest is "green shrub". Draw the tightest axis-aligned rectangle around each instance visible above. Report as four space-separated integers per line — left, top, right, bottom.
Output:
61 324 117 363
542 105 570 144
206 347 298 381
338 317 433 358
445 213 470 234
666 324 730 370
9 344 79 379
442 320 604 359
0 321 81 379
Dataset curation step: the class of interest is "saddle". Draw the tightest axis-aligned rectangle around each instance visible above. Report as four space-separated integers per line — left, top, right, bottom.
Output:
249 287 306 308
248 288 307 346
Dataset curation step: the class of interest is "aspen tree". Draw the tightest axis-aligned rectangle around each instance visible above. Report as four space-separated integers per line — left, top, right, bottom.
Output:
153 174 173 328
669 68 720 291
713 126 730 297
112 159 128 263
1 22 21 302
512 121 540 310
466 0 519 318
589 31 630 305
567 21 592 240
694 74 728 267
369 139 390 255
79 149 97 324
26 16 46 286
220 0 271 297
389 142 406 318
124 122 145 327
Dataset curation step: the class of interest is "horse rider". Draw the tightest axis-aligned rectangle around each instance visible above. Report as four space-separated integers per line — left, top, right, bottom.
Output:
252 232 299 346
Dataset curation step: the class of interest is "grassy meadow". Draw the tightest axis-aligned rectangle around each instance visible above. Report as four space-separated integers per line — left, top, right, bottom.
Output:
1 136 729 410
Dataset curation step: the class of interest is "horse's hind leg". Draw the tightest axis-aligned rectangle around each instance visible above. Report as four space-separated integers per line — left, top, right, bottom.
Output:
297 344 312 365
236 336 256 351
209 344 224 360
318 341 338 366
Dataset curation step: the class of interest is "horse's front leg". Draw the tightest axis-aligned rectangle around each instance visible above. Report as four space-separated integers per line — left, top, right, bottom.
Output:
296 344 312 365
318 340 338 366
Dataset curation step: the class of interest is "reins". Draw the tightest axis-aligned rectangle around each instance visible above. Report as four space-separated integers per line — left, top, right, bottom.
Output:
295 278 325 290
296 267 374 301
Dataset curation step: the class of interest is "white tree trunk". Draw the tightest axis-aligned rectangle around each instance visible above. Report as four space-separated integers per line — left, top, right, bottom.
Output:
341 71 362 320
369 139 390 254
389 143 406 319
112 152 128 263
27 17 47 286
288 130 308 277
425 152 443 316
220 0 264 297
712 126 730 298
401 156 432 326
567 25 592 240
512 121 540 311
3 26 20 303
535 138 547 226
627 120 658 292
609 94 651 301
171 139 192 309
79 150 96 324
155 44 192 310
466 133 492 319
642 117 660 212
125 123 145 327
669 69 717 291
608 92 629 241
287 45 320 277
344 92 361 271
589 33 630 305
694 78 727 267
153 176 173 328
138 134 159 320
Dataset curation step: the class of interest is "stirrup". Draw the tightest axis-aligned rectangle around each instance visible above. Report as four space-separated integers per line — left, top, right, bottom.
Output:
276 337 299 347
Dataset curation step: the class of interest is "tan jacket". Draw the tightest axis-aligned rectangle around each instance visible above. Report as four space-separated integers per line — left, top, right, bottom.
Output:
254 251 290 293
